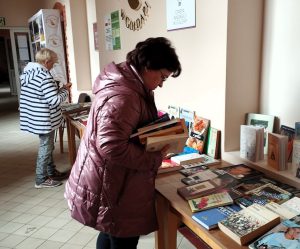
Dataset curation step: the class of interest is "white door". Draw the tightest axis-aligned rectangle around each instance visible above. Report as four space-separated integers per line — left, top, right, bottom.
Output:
9 28 34 100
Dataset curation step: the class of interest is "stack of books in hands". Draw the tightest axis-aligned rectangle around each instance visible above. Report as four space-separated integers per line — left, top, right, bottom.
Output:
130 116 188 154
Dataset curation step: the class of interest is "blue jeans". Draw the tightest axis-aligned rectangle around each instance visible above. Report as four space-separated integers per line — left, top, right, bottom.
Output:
36 130 56 184
96 232 139 249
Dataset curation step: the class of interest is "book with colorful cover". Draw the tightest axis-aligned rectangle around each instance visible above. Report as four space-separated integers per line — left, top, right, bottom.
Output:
181 169 219 186
186 114 210 154
157 159 182 174
167 105 180 119
213 164 263 180
235 183 293 208
188 192 233 213
280 125 295 162
218 203 280 245
248 214 300 249
192 204 242 230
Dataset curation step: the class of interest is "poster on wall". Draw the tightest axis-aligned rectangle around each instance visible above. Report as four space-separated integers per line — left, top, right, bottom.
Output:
104 10 121 51
166 0 196 31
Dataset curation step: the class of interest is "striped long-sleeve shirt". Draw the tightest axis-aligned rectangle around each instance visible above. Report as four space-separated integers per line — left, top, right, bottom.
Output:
19 62 68 135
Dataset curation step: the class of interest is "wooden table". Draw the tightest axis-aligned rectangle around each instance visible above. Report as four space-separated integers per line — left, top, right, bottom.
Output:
65 114 86 166
154 163 249 249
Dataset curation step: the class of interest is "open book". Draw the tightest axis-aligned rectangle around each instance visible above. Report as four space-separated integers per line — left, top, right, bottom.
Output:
131 118 188 154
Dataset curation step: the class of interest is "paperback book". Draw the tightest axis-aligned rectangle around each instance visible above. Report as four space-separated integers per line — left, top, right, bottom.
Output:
205 127 221 159
181 169 219 186
248 214 300 249
158 159 182 174
246 113 275 155
186 114 210 154
167 105 180 119
218 203 280 245
267 132 288 171
240 125 264 162
280 125 295 162
179 107 195 133
179 165 209 177
170 152 203 165
264 201 297 220
188 192 233 213
235 183 293 208
192 204 242 230
213 164 263 180
281 196 300 215
180 154 220 169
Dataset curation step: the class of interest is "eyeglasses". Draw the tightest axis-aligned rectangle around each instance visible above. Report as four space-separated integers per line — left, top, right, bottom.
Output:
159 70 169 82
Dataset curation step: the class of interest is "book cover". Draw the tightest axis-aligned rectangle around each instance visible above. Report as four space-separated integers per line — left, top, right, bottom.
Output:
146 131 188 154
280 125 295 162
240 125 264 162
180 154 220 169
293 140 300 177
235 183 293 208
186 114 210 154
170 152 203 165
213 164 263 180
177 180 219 200
248 214 300 249
265 201 297 220
181 169 218 186
179 107 195 133
267 132 288 170
179 165 209 177
246 113 275 155
281 196 300 215
205 127 221 159
192 204 242 230
188 192 233 213
295 122 300 140
167 105 180 119
158 159 182 174
218 203 280 245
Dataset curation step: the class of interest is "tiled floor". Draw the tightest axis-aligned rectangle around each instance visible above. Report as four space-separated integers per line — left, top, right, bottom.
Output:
0 93 196 248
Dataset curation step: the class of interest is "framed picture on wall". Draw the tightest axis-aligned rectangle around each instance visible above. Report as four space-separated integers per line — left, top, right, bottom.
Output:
166 0 196 31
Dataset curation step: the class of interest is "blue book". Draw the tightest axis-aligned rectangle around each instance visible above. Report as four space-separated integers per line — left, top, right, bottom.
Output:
192 204 241 230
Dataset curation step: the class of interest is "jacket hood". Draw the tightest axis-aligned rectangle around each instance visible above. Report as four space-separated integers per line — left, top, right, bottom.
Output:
20 62 47 85
93 62 148 99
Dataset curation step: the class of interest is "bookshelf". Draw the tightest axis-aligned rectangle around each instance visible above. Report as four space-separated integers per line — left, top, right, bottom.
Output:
223 151 300 188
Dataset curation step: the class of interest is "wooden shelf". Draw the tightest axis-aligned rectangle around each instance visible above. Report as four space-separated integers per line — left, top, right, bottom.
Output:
223 151 300 188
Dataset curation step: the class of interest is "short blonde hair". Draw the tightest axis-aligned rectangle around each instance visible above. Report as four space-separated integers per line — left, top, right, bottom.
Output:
35 48 58 64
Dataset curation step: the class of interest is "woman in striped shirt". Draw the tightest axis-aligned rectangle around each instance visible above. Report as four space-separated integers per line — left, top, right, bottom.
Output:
19 48 71 188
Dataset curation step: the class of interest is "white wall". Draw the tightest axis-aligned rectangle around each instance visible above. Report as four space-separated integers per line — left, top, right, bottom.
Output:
261 0 300 128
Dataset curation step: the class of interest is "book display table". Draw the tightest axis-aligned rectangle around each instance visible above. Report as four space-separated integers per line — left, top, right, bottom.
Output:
154 157 300 249
155 162 249 249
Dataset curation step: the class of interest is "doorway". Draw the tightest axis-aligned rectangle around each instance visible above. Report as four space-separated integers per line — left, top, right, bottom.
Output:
0 27 33 103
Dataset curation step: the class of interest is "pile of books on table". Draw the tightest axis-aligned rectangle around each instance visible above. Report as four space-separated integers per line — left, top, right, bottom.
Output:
175 162 300 247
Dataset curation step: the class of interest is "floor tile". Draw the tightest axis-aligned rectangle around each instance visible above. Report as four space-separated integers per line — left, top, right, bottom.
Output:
15 237 44 249
30 227 57 240
0 234 26 247
48 229 77 243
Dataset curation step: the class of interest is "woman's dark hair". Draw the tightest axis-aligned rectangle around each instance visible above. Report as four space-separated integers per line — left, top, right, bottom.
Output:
126 37 181 77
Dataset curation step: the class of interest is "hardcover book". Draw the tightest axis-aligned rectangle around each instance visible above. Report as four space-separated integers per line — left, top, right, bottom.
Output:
192 204 242 230
181 169 219 186
218 203 280 245
280 125 295 162
188 192 233 213
248 214 300 249
246 113 275 155
267 132 288 171
186 114 210 154
240 125 264 162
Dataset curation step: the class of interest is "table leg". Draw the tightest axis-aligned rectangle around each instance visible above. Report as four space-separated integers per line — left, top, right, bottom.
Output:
155 193 179 249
